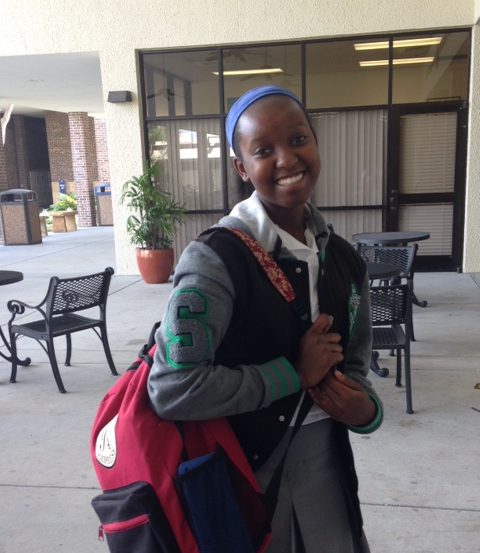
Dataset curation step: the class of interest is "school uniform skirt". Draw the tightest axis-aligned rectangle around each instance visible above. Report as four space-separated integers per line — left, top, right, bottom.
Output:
254 418 371 553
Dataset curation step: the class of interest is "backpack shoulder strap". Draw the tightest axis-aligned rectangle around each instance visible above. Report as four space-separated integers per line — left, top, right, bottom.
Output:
199 227 309 322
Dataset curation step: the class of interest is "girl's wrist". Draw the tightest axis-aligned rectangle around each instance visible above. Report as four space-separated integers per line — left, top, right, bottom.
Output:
348 394 383 434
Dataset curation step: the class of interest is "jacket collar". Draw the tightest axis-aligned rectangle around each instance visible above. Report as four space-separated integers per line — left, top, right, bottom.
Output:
217 191 330 258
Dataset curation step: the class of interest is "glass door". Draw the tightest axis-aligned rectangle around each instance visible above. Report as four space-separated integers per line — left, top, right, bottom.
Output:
386 102 468 271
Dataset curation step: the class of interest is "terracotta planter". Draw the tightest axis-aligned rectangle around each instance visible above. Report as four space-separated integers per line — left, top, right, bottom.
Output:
136 248 174 284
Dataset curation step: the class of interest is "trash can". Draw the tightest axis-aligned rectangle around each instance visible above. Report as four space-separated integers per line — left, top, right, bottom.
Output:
0 189 42 245
94 184 113 226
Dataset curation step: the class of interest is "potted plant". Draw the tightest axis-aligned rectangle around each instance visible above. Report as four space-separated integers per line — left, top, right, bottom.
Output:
49 192 78 232
120 163 186 284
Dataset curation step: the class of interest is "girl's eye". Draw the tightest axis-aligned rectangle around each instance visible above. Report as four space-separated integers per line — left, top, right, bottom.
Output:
254 147 270 157
293 135 307 145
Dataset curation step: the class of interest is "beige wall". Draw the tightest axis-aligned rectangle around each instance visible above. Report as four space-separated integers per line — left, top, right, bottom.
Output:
3 0 478 274
464 24 480 272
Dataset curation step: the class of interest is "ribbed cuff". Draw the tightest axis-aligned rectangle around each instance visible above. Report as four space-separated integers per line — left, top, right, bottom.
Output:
260 356 300 401
348 394 383 434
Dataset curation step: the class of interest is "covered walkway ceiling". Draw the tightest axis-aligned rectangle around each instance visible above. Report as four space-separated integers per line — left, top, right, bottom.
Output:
0 52 104 119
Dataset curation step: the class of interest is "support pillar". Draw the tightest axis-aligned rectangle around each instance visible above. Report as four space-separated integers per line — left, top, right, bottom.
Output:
12 115 29 188
68 112 97 227
45 111 75 197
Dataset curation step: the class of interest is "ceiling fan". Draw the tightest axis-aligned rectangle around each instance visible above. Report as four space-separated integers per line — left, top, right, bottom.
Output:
205 49 265 63
147 87 185 101
146 87 174 101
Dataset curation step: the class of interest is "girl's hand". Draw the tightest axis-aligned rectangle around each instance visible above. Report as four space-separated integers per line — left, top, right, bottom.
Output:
294 314 343 389
308 371 376 426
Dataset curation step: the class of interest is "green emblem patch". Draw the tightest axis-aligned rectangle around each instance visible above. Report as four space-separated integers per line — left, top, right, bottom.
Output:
348 281 361 337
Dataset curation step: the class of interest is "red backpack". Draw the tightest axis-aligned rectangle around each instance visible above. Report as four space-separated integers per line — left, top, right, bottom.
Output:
90 327 272 552
90 228 310 553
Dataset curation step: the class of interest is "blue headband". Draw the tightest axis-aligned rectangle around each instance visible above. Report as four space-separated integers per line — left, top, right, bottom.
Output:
225 85 303 151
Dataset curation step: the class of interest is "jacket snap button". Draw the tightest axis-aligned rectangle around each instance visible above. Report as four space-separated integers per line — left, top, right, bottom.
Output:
295 267 301 273
279 415 285 422
253 454 259 461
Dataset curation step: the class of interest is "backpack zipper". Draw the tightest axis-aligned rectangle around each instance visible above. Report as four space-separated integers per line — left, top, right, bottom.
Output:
98 513 149 541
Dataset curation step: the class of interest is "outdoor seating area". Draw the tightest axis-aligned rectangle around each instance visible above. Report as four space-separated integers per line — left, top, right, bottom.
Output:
0 226 479 552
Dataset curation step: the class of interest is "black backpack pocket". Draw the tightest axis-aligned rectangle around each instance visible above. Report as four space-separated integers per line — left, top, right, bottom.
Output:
92 481 181 553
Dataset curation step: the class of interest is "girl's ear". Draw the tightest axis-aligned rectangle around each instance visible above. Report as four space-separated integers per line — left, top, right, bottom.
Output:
233 157 250 183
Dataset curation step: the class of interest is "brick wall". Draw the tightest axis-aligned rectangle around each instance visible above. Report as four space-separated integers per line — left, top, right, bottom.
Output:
0 130 6 243
13 115 29 188
2 126 18 188
0 132 7 192
43 111 111 228
69 112 96 226
94 118 110 184
45 111 74 183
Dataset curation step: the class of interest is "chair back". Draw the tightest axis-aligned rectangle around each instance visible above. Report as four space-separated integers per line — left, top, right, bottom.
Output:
370 282 411 328
357 244 417 279
45 267 114 319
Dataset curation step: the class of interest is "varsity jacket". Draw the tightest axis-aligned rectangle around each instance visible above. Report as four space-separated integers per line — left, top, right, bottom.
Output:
148 193 382 469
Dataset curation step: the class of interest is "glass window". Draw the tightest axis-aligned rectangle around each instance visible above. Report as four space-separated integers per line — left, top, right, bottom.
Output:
140 29 470 257
221 44 302 113
306 40 389 109
311 109 387 207
147 119 224 211
392 31 469 103
143 50 220 117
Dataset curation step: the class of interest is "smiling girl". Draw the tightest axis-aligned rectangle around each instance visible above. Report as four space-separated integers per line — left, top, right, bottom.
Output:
148 85 383 552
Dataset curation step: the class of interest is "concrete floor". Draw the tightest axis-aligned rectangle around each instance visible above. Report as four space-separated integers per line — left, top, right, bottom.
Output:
0 226 479 552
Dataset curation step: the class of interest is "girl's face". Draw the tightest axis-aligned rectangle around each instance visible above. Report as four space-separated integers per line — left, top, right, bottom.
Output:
233 95 320 220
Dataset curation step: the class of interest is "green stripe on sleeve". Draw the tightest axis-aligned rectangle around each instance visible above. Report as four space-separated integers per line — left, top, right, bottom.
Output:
348 394 383 434
260 356 300 401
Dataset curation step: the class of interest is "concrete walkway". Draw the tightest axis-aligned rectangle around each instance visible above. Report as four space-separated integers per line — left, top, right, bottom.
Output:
0 226 479 552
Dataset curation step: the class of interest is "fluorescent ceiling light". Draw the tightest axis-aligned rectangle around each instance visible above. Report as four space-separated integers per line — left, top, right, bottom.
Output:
359 56 435 67
213 68 283 76
354 37 442 51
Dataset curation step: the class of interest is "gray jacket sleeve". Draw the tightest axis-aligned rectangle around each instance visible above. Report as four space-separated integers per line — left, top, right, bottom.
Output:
343 274 384 427
147 240 301 421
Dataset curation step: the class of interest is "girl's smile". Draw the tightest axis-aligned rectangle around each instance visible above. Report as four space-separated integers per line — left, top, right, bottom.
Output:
276 171 305 187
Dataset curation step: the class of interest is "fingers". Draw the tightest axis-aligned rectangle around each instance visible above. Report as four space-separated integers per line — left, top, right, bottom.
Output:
310 312 334 334
310 372 339 400
332 370 363 391
309 375 376 426
294 313 342 389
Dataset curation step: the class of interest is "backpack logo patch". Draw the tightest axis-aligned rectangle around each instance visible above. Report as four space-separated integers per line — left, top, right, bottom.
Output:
95 415 118 468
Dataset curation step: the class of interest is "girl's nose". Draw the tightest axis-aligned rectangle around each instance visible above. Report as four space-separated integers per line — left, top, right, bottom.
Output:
276 147 297 168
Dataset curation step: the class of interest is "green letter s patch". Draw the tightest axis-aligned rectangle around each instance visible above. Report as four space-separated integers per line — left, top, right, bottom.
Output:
165 289 210 369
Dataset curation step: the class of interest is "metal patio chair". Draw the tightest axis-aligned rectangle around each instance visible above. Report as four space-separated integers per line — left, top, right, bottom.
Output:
370 281 414 414
7 267 118 393
357 243 419 340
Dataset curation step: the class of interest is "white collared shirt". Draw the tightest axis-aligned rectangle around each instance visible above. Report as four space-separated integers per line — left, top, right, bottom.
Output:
275 226 330 425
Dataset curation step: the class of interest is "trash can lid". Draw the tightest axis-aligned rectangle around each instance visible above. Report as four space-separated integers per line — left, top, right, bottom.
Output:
0 188 37 201
0 188 35 195
94 184 111 194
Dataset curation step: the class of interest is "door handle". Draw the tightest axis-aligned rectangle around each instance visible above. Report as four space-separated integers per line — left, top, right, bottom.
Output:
389 190 398 211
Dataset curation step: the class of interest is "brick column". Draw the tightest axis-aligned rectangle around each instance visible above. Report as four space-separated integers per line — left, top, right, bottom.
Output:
13 115 29 188
0 129 8 193
0 130 7 243
45 111 74 197
94 118 110 183
69 112 96 227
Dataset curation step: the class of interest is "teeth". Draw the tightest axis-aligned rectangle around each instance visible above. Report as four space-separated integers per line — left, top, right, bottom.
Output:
277 173 303 186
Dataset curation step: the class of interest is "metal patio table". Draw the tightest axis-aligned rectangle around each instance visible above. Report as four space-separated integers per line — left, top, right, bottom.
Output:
0 270 31 366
